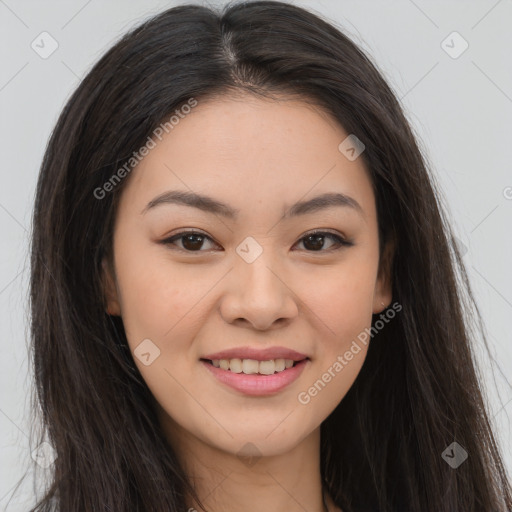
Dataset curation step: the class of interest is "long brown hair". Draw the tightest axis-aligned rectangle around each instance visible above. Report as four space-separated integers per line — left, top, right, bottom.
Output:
28 1 511 510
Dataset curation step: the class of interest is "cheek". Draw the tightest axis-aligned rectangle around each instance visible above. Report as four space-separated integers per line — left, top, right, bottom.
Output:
295 269 374 413
295 255 378 342
113 245 207 421
114 241 208 344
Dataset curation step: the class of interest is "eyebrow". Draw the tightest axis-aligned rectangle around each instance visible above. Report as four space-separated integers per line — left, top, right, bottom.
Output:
141 190 364 219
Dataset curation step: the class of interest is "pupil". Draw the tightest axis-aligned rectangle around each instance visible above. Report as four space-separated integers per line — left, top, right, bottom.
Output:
304 234 324 251
183 234 203 250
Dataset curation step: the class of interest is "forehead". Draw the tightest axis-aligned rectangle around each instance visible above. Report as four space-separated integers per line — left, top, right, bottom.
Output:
118 93 376 222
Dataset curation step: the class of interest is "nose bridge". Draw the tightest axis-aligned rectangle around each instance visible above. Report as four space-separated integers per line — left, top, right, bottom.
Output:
220 235 298 329
235 236 284 299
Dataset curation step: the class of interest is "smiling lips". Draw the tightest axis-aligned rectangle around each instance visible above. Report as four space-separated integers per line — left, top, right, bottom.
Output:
202 346 308 362
201 346 308 375
210 357 295 375
200 346 310 395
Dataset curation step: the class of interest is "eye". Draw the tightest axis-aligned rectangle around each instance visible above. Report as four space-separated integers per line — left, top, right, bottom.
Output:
293 230 353 252
161 229 352 253
161 230 218 252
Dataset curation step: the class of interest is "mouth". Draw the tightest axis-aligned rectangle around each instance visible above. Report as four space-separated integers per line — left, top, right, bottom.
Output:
200 357 308 375
200 357 310 396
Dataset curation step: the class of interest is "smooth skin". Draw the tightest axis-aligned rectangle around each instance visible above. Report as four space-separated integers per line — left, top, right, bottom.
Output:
103 92 393 512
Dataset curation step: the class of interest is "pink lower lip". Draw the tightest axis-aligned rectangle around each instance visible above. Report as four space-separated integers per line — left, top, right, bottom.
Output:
201 359 309 396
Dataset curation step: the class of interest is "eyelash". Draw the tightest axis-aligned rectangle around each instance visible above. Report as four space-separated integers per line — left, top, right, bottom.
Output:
161 229 353 253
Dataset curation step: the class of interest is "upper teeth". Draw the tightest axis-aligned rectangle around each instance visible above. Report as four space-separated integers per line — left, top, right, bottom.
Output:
212 358 295 375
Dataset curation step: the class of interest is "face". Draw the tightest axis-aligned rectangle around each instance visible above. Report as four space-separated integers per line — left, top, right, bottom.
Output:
103 92 392 459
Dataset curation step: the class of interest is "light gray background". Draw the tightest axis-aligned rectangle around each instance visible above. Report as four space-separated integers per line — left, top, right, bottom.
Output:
1 0 511 509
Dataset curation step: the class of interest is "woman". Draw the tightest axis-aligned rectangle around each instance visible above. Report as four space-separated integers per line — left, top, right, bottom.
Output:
29 1 512 510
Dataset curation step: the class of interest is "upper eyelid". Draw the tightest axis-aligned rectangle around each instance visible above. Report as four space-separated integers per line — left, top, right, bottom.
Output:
164 228 347 239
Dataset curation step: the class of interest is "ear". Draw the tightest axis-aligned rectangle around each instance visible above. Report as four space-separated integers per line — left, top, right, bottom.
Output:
372 234 395 314
101 257 121 316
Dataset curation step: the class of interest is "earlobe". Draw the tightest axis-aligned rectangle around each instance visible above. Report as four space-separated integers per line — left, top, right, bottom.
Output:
101 257 121 316
373 235 395 314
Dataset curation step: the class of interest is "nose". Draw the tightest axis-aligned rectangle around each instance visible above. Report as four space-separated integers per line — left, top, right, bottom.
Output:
219 250 299 331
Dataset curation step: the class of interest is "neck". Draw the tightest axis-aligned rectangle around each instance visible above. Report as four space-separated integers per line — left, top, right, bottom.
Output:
161 415 328 512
